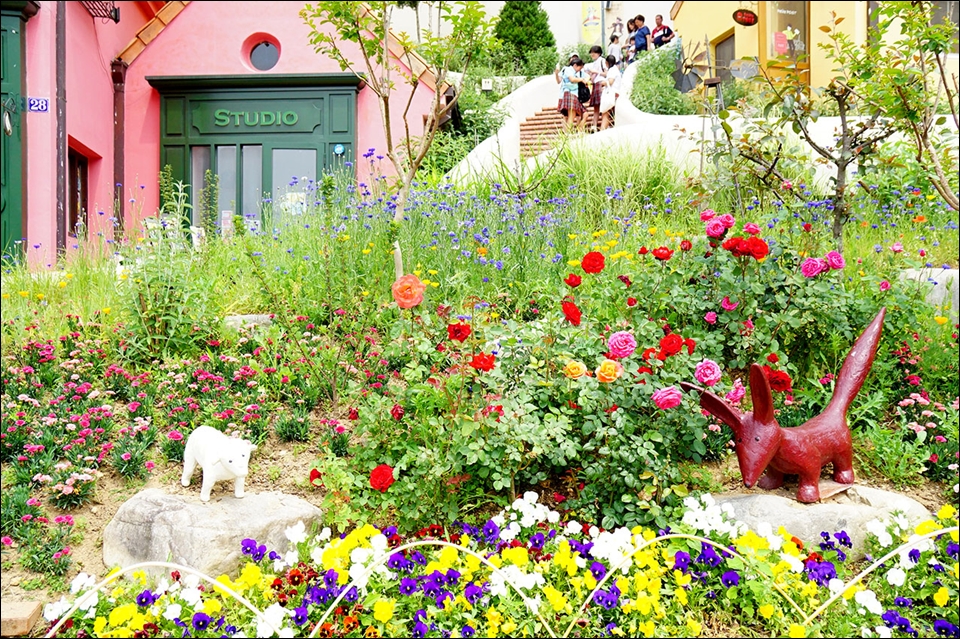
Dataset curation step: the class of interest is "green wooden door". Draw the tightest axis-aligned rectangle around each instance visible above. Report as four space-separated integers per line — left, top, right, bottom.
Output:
0 11 24 261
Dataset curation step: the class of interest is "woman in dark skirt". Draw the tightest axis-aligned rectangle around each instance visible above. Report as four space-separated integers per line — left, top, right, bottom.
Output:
585 45 605 131
555 58 586 129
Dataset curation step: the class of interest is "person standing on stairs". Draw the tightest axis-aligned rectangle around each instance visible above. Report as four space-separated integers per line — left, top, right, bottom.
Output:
555 57 586 130
585 45 606 132
632 15 653 61
599 55 621 131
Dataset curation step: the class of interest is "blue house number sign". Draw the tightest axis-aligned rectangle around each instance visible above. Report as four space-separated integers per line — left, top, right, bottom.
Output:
27 98 50 112
333 143 345 156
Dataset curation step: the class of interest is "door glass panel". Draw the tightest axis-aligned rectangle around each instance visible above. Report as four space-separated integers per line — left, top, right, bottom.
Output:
241 145 262 221
190 146 211 227
272 149 316 215
767 1 806 61
217 145 237 224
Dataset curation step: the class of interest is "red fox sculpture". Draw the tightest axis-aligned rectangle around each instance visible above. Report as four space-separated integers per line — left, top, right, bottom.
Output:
681 308 886 503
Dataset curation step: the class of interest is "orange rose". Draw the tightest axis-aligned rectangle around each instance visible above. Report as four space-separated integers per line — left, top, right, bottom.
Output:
563 360 588 379
392 274 426 309
595 359 624 383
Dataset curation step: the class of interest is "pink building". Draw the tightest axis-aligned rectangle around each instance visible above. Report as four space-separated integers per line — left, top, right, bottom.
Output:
0 1 434 267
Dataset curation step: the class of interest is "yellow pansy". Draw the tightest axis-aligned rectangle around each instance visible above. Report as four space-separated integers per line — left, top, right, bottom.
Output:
639 620 655 637
203 598 223 615
686 618 702 636
502 546 529 567
916 519 939 535
674 587 688 606
938 504 957 521
501 620 517 635
94 617 107 634
109 603 137 627
543 585 568 612
934 587 950 607
758 604 775 619
373 599 395 623
214 574 237 595
789 624 807 637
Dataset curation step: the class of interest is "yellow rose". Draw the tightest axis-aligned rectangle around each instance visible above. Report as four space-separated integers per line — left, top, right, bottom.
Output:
595 359 623 383
563 360 587 379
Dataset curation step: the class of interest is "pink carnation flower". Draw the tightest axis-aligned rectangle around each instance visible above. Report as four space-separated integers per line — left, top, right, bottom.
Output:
607 331 638 359
652 386 683 410
694 359 722 387
824 250 845 270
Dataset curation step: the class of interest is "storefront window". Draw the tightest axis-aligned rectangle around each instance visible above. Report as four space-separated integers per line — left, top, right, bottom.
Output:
217 145 237 221
241 145 263 220
67 149 88 238
272 149 316 215
190 146 211 226
767 1 806 61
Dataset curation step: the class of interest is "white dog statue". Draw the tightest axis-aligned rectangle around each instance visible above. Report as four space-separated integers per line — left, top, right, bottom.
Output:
181 426 256 502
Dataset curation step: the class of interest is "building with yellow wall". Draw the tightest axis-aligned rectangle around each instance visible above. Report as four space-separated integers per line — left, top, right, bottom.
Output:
670 1 958 89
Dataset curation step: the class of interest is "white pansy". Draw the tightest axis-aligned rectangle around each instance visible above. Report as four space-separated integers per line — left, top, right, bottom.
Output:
285 521 307 544
525 594 542 614
780 552 805 573
828 578 846 594
855 589 883 615
179 586 202 607
492 514 505 528
885 567 906 587
70 572 96 594
183 573 200 589
523 491 539 503
589 525 600 538
284 550 298 567
154 577 170 596
311 545 325 565
348 563 370 590
76 590 99 612
43 597 72 623
369 533 388 554
351 547 372 565
567 521 581 535
319 527 332 541
278 627 295 638
500 521 521 542
256 603 289 638
547 510 560 524
875 625 892 638
162 603 183 621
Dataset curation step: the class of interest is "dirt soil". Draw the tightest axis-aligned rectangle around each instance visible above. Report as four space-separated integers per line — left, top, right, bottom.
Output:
1 445 953 637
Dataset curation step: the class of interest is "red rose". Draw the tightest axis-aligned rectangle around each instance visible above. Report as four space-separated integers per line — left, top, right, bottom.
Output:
309 468 323 487
762 365 792 392
469 352 496 372
638 365 653 375
581 252 605 274
659 333 684 357
482 404 504 421
447 322 472 342
683 337 697 355
652 246 674 261
618 275 632 287
390 404 405 421
747 236 769 260
642 347 656 361
561 301 582 326
680 240 693 251
370 464 395 492
627 297 637 307
767 353 779 364
564 273 582 288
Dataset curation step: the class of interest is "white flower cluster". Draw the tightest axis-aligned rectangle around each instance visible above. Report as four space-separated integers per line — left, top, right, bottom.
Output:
495 491 561 539
681 494 746 537
590 526 641 575
488 563 546 597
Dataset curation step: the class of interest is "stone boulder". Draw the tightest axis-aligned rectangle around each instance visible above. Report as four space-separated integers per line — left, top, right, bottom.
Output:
103 489 323 579
715 485 930 559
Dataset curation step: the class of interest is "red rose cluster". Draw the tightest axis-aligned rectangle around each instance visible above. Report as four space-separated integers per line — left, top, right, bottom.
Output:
641 332 697 362
469 352 496 372
722 235 769 260
723 235 770 260
562 299 582 326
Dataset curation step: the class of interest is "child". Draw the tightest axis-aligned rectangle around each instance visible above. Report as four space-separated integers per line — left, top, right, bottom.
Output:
599 55 621 131
584 45 606 132
608 34 622 66
555 57 586 130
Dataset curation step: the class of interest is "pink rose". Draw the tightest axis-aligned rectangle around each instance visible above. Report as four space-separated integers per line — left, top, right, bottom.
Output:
890 242 904 253
879 280 891 291
721 296 739 311
607 331 638 359
725 379 746 404
704 311 718 325
743 223 761 235
652 386 683 410
705 218 727 238
824 250 845 270
694 359 722 387
801 258 828 278
700 209 716 221
718 214 736 229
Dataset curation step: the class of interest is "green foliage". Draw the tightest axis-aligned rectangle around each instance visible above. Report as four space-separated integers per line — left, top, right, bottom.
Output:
629 45 697 115
275 411 311 443
493 1 556 64
0 484 44 541
198 169 220 237
17 519 77 576
158 164 175 214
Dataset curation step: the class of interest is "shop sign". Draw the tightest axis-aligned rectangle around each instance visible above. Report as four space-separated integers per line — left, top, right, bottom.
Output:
214 110 299 127
732 9 758 26
191 100 321 135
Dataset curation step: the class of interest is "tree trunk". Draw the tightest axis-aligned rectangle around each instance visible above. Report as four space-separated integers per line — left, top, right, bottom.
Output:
392 186 409 280
832 162 849 252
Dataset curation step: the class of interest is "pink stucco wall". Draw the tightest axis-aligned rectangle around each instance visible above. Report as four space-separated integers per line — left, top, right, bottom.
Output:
122 1 435 225
24 1 154 267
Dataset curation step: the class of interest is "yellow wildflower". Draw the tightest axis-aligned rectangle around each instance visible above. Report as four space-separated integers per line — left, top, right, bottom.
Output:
362 249 371 254
102 307 112 315
567 260 581 267
373 599 395 623
758 604 775 619
58 281 67 288
934 316 948 325
35 293 44 300
18 291 29 297
648 227 657 235
361 291 370 296
788 624 807 638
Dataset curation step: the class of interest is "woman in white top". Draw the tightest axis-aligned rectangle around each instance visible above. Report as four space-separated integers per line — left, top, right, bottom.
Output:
599 55 621 131
584 45 606 132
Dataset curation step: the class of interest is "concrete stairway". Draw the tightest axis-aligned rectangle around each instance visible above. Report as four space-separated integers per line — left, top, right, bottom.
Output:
518 108 565 158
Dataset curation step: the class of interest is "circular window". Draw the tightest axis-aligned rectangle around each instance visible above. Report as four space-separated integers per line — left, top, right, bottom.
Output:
250 42 279 71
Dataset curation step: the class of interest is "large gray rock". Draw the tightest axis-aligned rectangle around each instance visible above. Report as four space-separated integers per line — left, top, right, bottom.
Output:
715 485 930 559
103 489 323 578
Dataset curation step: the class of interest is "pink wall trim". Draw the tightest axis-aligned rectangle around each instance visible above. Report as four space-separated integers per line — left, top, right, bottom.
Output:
122 1 435 229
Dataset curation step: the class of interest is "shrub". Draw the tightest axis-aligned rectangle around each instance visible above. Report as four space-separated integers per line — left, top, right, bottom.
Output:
629 45 697 115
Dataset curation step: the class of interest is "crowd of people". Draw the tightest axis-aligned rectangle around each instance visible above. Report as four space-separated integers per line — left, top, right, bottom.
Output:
554 13 675 131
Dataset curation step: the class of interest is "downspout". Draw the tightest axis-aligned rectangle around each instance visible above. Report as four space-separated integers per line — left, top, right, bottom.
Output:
55 0 66 251
111 59 127 232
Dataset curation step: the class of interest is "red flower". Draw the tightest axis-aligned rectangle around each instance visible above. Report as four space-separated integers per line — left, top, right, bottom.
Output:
581 251 605 274
469 353 496 372
638 365 653 375
767 353 779 364
762 365 792 392
641 347 656 361
659 333 684 357
309 468 324 487
747 236 769 260
618 275 632 287
390 404 405 420
929 453 939 463
561 301 582 326
370 464 395 492
626 297 637 307
638 246 649 255
564 273 582 288
680 240 693 251
482 404 504 421
803 223 812 232
447 322 472 342
652 246 674 261
683 337 697 355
